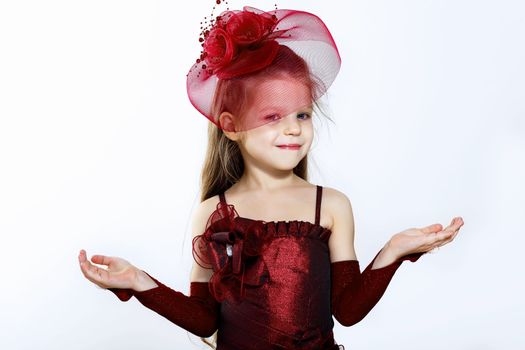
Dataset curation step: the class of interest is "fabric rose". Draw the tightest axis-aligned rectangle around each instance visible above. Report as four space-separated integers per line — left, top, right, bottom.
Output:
203 27 236 71
225 11 275 46
192 201 272 302
201 9 282 79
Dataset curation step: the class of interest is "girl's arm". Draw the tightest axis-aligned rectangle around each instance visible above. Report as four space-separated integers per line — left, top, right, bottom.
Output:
327 188 462 326
107 199 221 337
330 248 423 327
331 220 462 326
108 271 220 338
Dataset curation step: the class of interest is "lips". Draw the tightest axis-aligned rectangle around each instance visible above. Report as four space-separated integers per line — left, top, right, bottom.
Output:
277 144 301 149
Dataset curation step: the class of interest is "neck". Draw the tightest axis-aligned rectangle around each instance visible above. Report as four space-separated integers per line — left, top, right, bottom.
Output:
235 169 303 193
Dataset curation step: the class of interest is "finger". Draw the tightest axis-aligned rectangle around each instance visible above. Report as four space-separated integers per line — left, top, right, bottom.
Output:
429 220 463 250
423 217 464 237
420 223 443 234
79 253 109 286
436 218 462 239
428 230 454 245
78 250 92 272
91 254 113 267
78 249 86 263
85 261 109 285
440 225 462 246
445 217 463 231
79 253 94 280
437 227 461 246
444 220 463 239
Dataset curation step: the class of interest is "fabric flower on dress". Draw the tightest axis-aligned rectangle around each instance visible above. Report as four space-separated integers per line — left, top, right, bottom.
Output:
192 200 272 302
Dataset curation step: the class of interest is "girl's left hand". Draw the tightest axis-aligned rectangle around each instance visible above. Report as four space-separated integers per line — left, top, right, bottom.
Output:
388 217 464 259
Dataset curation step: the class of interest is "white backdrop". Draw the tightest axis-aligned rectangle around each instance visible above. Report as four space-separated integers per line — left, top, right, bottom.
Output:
1 0 523 349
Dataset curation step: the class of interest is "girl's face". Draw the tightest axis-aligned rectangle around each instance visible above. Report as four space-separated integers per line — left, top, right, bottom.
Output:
233 77 314 172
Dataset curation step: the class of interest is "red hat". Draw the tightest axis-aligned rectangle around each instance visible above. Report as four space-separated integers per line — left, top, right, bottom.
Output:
186 5 341 132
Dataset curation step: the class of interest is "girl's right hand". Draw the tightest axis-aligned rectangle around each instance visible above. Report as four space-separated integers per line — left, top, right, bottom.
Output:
78 249 138 290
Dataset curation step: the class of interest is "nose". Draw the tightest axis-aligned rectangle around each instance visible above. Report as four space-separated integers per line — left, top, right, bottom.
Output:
283 114 301 135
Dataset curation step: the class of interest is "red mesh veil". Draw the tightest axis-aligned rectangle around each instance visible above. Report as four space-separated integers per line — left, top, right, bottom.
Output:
186 6 341 132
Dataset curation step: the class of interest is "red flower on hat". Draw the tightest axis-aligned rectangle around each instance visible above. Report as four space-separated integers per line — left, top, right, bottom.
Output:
203 27 236 71
225 11 274 45
200 9 281 79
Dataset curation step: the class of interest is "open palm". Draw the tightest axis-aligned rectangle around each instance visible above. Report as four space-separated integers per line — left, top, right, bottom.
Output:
389 217 464 258
78 249 137 290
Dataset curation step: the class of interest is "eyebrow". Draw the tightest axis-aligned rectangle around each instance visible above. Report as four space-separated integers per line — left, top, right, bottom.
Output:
258 104 314 114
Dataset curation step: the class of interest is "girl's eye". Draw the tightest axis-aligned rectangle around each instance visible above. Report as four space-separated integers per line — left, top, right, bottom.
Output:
264 114 281 121
297 113 311 120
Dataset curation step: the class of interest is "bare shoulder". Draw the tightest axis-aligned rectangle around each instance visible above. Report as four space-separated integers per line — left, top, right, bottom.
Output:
322 186 358 262
189 194 221 283
322 186 353 216
190 195 220 240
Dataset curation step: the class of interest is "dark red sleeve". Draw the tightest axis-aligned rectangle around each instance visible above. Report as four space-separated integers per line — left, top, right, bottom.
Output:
108 271 220 337
331 249 424 326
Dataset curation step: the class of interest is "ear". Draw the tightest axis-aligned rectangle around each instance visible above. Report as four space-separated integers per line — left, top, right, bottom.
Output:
219 112 242 141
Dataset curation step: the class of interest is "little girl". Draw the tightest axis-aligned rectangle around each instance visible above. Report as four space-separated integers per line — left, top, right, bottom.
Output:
78 3 463 349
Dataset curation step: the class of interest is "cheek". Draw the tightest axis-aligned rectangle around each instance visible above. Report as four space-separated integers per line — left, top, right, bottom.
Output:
249 129 274 144
303 126 314 144
243 133 270 154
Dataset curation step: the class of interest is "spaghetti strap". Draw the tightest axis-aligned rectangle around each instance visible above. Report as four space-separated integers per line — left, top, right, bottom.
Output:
219 191 226 205
315 185 322 226
221 187 322 225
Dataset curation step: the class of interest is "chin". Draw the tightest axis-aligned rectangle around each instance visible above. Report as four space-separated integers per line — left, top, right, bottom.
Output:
273 159 303 170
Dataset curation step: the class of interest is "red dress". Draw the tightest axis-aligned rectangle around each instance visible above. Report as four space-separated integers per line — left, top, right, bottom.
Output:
110 184 424 348
192 185 344 349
